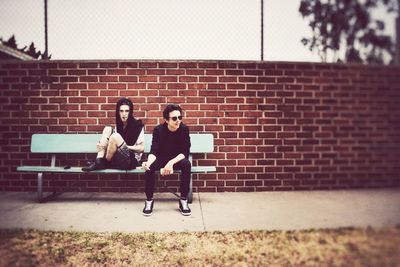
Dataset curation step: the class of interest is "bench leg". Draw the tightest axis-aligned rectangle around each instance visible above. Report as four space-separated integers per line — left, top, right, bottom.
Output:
188 174 193 204
37 173 43 203
37 172 62 203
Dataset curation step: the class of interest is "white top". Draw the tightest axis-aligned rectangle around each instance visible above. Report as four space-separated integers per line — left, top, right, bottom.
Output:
134 128 145 161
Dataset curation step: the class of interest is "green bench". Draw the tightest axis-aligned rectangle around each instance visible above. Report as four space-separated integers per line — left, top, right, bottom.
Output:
17 133 215 203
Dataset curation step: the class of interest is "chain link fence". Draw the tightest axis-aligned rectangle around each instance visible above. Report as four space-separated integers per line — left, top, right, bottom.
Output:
0 0 396 62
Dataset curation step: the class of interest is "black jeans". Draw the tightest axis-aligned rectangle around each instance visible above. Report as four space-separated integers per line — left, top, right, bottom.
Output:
145 157 191 200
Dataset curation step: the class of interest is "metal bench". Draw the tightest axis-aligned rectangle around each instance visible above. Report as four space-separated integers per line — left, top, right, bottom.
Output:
17 133 215 203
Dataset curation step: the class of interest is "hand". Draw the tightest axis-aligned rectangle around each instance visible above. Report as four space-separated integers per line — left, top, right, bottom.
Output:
161 163 173 176
142 161 151 171
96 141 107 152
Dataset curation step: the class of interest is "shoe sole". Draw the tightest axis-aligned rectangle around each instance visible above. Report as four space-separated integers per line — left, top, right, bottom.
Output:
180 210 191 216
142 212 152 216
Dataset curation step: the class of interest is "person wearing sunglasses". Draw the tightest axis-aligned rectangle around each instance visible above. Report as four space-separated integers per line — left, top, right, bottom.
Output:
141 104 191 216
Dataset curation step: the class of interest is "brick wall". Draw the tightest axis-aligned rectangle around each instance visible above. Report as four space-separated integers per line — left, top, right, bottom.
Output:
0 60 399 193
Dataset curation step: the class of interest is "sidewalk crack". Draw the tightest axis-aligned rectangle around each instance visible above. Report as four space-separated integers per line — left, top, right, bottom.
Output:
198 192 206 231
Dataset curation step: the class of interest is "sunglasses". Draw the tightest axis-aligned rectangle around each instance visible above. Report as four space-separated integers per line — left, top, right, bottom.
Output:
169 116 183 121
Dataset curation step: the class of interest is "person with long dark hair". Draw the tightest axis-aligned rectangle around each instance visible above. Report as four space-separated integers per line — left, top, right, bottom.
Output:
82 98 144 171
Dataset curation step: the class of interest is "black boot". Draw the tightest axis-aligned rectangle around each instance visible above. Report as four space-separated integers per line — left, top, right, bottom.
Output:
82 158 108 172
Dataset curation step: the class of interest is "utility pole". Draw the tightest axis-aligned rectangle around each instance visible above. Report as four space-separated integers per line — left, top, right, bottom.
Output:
261 0 264 61
44 0 49 59
396 0 400 64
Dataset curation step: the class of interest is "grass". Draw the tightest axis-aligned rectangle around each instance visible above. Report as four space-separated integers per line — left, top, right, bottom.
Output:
0 227 399 266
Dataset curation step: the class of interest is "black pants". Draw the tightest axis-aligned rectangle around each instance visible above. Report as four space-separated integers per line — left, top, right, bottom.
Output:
145 157 191 200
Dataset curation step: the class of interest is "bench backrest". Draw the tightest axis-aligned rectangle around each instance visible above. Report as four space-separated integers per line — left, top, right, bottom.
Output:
30 134 214 153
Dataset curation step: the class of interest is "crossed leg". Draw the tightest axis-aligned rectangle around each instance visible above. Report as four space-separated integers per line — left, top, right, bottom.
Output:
105 132 125 161
96 126 113 158
96 126 125 161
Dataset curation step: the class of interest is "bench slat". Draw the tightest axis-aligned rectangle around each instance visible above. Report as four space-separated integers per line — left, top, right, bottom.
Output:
31 134 101 153
17 166 128 173
31 133 214 153
17 166 216 173
127 166 216 173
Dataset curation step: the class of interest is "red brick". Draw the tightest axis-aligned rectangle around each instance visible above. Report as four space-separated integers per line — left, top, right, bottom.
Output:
79 63 98 68
179 76 198 82
78 76 97 83
127 69 146 75
69 83 87 89
108 69 126 75
88 97 107 103
179 63 197 68
159 62 177 68
119 62 138 68
139 62 157 68
79 118 97 124
68 70 86 76
147 69 165 75
139 76 158 82
81 104 100 110
148 83 166 90
198 63 217 69
199 76 217 83
150 91 171 99
99 76 118 82
99 63 118 68
127 83 146 89
159 76 177 82
167 83 186 89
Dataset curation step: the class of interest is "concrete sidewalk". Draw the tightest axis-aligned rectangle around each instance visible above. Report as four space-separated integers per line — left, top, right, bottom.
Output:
0 189 399 233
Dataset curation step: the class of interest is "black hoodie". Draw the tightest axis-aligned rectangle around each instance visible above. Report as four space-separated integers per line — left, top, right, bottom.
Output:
150 123 191 159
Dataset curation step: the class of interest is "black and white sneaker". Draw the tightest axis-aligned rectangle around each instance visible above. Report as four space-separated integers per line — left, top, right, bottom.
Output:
179 198 191 216
142 199 154 216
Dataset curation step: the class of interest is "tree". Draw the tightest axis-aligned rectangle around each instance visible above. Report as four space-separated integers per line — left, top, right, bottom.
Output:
25 42 42 59
3 35 18 49
299 0 397 64
1 35 50 59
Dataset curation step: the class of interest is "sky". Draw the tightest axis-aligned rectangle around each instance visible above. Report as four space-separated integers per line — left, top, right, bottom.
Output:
0 0 396 62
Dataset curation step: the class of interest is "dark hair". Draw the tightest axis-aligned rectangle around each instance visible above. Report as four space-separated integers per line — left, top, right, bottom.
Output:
115 98 134 133
163 104 182 120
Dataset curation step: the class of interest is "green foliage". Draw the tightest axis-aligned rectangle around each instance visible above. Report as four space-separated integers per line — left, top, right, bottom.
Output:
25 42 42 59
3 35 18 49
1 34 51 59
299 0 396 64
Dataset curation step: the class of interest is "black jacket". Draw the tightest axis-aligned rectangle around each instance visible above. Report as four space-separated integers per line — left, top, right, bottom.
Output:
150 123 191 159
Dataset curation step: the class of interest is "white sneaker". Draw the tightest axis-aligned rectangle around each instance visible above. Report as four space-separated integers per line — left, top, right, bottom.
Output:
142 199 154 216
179 198 191 216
